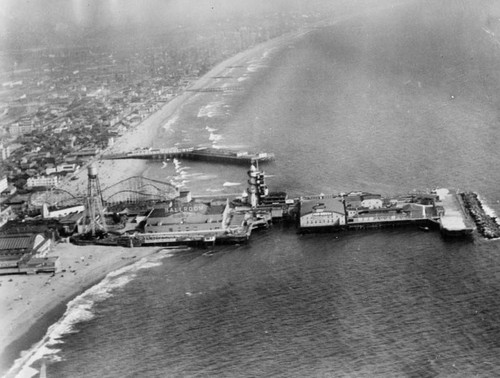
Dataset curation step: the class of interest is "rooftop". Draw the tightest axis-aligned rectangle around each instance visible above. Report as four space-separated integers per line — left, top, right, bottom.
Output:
301 197 345 216
0 233 44 252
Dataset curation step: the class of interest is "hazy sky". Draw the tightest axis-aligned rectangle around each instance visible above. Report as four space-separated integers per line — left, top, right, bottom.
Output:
1 0 498 51
0 0 324 33
0 0 341 51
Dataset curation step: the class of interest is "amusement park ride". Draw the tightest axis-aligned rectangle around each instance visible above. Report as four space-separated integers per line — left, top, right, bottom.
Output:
65 161 291 247
82 165 107 236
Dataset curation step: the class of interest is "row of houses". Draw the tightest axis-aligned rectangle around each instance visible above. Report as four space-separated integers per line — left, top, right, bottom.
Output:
1 143 11 161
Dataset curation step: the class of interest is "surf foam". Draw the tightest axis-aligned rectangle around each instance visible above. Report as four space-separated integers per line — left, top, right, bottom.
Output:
197 101 226 118
223 182 241 187
8 254 170 378
162 114 179 131
477 194 500 227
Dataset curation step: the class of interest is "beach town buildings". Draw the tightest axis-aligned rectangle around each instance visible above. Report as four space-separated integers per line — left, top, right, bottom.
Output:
26 176 59 189
0 176 8 194
0 8 328 199
45 164 79 176
0 143 10 161
42 203 85 219
0 205 13 229
0 233 58 275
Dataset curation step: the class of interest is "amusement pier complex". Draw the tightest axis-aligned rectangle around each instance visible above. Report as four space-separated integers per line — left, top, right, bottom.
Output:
1 146 499 274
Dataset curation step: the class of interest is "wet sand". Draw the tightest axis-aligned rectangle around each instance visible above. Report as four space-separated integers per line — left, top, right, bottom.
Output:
0 244 161 367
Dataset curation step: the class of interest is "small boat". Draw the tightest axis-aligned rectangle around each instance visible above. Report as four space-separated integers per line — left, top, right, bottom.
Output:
419 226 430 232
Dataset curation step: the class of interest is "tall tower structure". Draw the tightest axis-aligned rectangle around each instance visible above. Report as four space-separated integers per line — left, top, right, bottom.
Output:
83 164 107 236
247 163 269 208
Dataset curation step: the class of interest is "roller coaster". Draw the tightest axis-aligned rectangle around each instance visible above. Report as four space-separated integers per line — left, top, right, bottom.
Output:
102 176 179 204
28 176 179 209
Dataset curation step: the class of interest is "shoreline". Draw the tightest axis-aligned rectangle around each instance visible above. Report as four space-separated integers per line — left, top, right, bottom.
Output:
0 244 162 375
0 30 306 376
57 28 305 196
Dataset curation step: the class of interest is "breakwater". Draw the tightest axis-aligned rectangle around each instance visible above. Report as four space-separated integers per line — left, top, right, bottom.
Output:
461 192 500 239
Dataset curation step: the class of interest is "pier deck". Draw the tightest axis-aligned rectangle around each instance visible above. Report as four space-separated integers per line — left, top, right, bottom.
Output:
103 146 274 165
437 192 475 236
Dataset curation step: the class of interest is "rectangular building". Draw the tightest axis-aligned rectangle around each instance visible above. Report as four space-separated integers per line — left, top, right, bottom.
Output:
27 175 59 189
299 197 346 232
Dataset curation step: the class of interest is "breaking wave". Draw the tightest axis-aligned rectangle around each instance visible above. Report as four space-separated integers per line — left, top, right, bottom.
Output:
477 194 500 225
162 114 179 131
7 254 171 378
246 63 266 73
197 101 227 118
223 182 241 187
209 132 223 142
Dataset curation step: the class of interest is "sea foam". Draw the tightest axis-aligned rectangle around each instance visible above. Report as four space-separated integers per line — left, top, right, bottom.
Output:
162 114 179 131
223 182 241 187
8 254 170 378
477 194 500 224
476 194 500 240
197 101 226 118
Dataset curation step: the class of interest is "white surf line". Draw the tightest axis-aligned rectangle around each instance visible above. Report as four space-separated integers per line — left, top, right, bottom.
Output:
8 255 169 378
477 194 500 226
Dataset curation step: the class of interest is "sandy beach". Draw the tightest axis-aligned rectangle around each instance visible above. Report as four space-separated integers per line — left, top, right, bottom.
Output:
0 244 162 365
58 30 302 195
0 30 302 373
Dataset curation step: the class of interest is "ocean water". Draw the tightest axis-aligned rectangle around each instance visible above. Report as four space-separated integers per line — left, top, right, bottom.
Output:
6 1 500 377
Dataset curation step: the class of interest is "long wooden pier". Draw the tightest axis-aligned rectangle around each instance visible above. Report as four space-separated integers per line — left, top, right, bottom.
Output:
103 146 275 165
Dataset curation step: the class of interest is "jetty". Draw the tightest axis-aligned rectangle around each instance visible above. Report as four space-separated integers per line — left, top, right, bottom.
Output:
461 192 500 239
103 146 275 165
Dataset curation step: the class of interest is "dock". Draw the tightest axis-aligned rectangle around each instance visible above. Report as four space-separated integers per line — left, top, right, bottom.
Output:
103 146 275 165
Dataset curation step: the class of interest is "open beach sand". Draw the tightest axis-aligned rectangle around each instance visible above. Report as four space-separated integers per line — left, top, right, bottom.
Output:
0 30 302 373
0 245 161 366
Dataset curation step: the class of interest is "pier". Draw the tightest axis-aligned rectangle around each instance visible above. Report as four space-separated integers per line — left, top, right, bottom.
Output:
435 190 476 236
297 189 479 237
20 163 489 253
103 146 275 165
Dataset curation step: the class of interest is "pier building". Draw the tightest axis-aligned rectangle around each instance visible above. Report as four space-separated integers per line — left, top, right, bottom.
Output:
137 196 252 246
299 196 346 232
300 192 442 232
59 161 484 249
